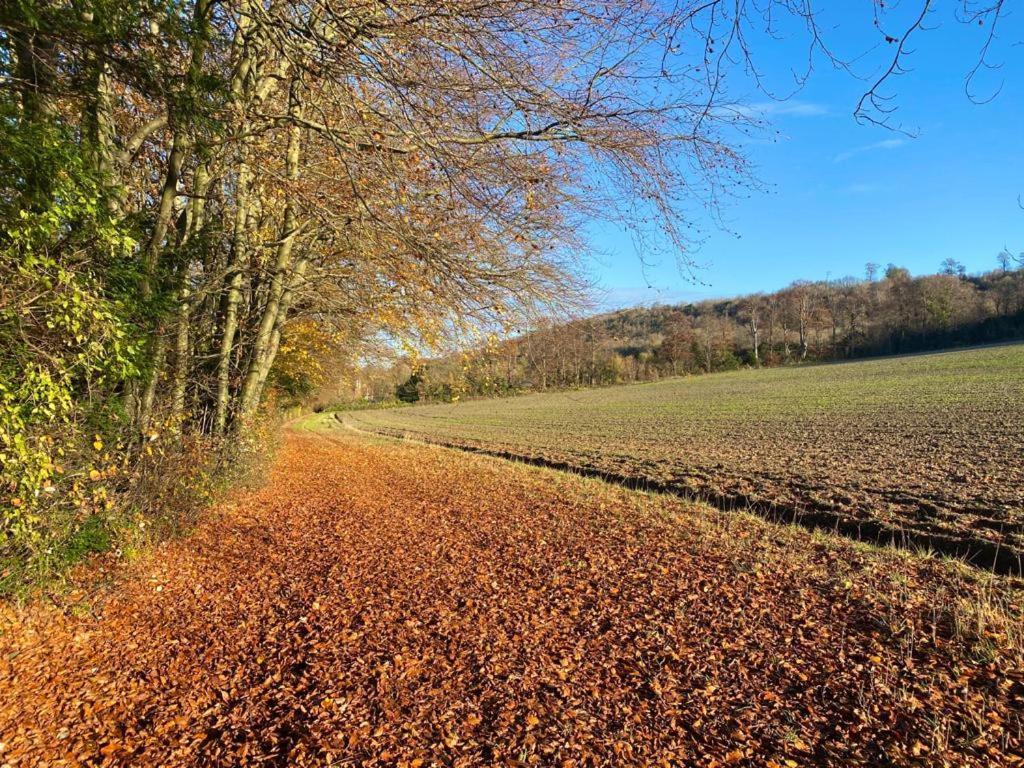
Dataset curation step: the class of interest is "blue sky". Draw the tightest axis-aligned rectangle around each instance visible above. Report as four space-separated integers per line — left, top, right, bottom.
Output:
589 5 1024 310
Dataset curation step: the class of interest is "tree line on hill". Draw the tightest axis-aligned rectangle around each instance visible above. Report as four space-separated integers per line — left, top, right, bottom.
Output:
358 257 1024 404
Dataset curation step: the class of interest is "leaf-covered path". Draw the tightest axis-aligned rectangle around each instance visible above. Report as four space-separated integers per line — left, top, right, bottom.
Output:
1 425 1022 767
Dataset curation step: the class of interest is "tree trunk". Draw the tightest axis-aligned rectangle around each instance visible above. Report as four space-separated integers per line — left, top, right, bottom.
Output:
170 163 211 426
12 19 58 209
170 295 191 424
748 314 760 367
214 151 252 434
138 0 211 432
256 255 310 400
214 0 258 434
139 333 167 434
238 81 303 420
84 61 117 194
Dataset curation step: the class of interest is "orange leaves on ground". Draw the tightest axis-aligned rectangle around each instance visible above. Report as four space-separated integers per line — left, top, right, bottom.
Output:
0 431 1021 766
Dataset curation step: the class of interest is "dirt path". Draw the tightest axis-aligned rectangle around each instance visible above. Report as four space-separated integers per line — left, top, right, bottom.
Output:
1 427 1022 767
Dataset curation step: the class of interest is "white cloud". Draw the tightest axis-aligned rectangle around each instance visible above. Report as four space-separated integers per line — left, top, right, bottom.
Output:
728 100 830 121
750 100 830 117
834 138 906 163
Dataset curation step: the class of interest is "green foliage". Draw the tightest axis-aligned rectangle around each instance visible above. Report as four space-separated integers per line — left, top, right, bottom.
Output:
0 13 247 588
0 119 141 553
271 320 346 404
62 514 113 561
396 372 422 403
708 346 741 372
419 380 455 403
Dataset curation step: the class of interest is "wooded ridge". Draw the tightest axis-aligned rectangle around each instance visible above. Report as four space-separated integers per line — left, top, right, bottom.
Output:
350 259 1024 403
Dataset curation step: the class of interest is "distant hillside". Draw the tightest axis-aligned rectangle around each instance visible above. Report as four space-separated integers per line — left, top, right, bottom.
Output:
342 256 1024 404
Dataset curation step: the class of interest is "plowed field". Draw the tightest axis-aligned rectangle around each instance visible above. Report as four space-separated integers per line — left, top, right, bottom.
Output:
349 344 1024 573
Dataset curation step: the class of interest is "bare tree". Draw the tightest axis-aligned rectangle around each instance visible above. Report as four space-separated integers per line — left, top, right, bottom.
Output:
738 296 764 367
